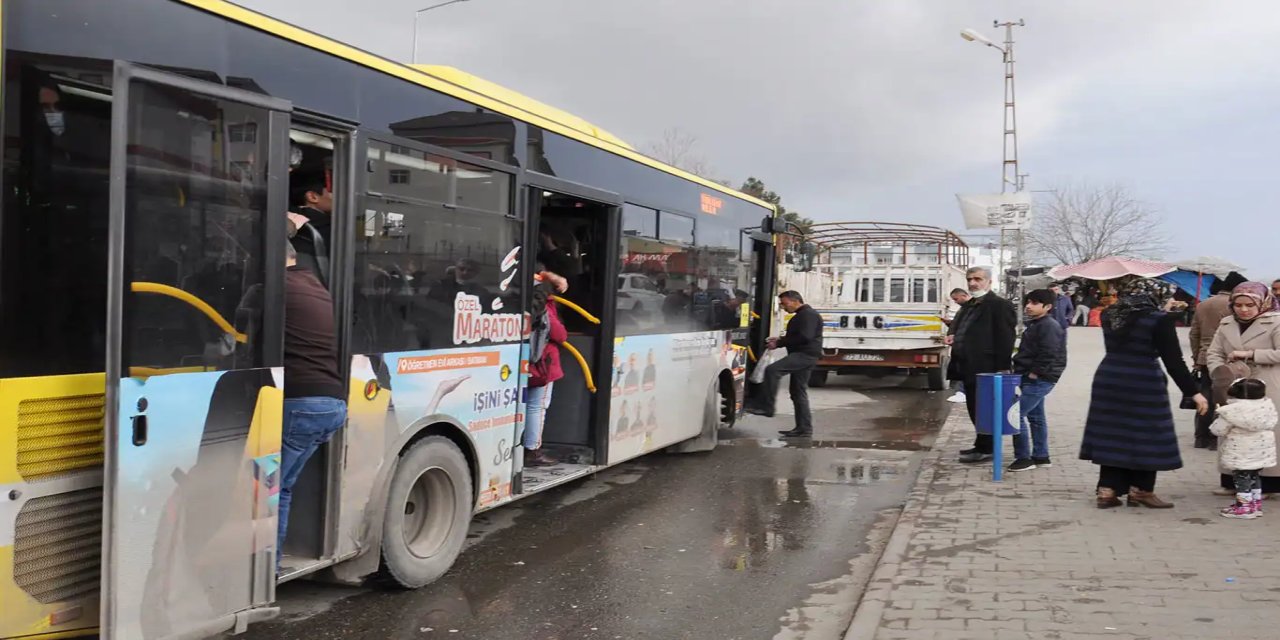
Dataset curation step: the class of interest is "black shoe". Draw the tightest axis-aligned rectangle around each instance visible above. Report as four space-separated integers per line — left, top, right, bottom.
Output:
745 407 775 418
1208 439 1219 452
779 429 812 438
958 451 993 463
1007 458 1037 472
524 449 557 467
1032 457 1052 468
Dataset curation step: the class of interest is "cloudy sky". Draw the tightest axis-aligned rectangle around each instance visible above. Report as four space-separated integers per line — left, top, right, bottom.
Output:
237 0 1280 279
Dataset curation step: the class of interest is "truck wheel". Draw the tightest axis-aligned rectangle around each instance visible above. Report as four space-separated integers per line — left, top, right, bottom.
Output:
809 370 829 388
377 436 473 588
927 366 946 391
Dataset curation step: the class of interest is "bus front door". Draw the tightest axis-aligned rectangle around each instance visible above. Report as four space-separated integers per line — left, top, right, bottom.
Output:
102 63 290 639
744 234 776 406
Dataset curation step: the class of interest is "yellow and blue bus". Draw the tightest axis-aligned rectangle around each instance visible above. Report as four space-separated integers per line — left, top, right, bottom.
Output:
0 1 779 638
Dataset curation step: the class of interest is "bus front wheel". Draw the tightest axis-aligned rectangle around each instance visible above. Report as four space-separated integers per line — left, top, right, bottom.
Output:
377 435 473 589
808 370 829 388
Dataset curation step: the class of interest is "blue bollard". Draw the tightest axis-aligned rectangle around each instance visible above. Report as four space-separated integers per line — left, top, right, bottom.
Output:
976 373 1021 482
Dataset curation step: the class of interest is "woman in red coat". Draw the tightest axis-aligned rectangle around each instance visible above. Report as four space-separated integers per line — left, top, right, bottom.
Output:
525 269 568 467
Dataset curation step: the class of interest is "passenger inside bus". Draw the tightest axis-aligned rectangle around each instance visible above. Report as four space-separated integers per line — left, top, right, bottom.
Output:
1 68 111 378
280 132 345 574
524 266 568 467
288 163 334 286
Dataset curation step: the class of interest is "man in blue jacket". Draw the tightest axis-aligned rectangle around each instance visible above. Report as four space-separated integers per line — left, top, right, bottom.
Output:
1008 288 1067 472
1050 285 1074 334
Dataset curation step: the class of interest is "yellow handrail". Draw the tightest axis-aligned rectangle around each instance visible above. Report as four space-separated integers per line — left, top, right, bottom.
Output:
130 282 249 344
747 347 757 363
551 295 600 325
559 342 596 393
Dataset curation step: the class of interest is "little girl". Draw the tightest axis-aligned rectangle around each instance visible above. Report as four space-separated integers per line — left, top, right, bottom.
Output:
1211 378 1278 519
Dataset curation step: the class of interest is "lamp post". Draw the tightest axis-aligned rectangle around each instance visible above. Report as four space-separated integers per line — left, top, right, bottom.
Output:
412 0 471 64
962 20 1028 324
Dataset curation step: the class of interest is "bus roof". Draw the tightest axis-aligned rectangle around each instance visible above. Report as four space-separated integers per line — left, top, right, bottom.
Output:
181 0 774 212
414 65 636 152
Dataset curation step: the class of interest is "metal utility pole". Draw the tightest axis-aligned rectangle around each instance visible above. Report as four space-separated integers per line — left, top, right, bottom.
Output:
962 19 1027 326
998 20 1024 196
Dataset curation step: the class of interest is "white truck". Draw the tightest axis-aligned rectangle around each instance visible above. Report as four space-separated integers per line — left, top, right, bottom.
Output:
777 223 969 390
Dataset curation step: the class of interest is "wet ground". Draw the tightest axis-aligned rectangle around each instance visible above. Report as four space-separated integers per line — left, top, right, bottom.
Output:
241 371 950 640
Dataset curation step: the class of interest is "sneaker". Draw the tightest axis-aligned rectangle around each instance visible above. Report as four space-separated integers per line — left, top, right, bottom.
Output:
947 392 966 403
1007 459 1037 472
958 450 993 463
1221 502 1258 519
1032 457 1052 468
1254 499 1264 517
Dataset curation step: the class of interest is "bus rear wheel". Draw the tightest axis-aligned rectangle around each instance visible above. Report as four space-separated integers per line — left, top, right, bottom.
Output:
808 370 829 388
377 435 473 589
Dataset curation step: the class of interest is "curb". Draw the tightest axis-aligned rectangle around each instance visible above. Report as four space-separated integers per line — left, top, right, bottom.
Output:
843 405 968 640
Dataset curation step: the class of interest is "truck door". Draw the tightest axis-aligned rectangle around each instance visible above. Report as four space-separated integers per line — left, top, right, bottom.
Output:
102 63 289 639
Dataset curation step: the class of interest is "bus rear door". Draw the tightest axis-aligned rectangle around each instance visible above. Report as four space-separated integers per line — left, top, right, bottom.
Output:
102 63 289 639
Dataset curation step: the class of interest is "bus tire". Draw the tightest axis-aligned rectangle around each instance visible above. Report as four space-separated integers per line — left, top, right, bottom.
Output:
808 370 829 388
376 436 473 589
670 381 721 453
927 365 946 391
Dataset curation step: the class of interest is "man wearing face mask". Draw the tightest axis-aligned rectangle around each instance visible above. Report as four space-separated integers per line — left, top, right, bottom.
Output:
950 266 1017 463
40 85 66 137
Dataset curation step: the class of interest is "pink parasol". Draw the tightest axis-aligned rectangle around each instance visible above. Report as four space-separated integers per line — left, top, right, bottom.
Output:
1048 257 1175 281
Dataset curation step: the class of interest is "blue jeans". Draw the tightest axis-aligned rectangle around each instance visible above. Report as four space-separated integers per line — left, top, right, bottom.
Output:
523 382 553 450
278 396 347 565
1013 380 1054 460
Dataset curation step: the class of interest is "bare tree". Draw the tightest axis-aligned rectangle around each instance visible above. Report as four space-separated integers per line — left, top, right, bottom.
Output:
1026 182 1171 266
643 127 720 180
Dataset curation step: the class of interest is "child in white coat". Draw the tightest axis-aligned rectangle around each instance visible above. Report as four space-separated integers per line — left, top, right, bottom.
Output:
1212 378 1278 519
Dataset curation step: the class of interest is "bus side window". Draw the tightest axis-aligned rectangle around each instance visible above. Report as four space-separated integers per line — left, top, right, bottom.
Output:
0 63 113 378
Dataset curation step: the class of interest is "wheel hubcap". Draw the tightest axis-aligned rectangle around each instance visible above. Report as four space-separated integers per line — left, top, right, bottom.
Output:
402 466 457 559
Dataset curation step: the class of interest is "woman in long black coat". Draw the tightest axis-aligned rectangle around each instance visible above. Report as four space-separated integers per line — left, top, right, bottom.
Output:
1080 286 1208 508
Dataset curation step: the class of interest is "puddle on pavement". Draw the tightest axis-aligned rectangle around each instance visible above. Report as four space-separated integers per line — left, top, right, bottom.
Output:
719 436 927 451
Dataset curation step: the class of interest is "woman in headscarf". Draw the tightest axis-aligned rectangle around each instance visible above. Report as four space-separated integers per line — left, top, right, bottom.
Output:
1080 277 1208 508
1206 282 1280 496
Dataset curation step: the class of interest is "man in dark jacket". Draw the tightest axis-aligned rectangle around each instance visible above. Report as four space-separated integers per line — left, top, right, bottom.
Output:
1050 285 1074 333
278 240 347 570
1008 289 1067 472
288 167 333 287
952 267 1017 463
747 290 823 437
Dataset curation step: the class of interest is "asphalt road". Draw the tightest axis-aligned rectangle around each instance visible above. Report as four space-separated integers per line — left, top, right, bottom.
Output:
241 370 951 640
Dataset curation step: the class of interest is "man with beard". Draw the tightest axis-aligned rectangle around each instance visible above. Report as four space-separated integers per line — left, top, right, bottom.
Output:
951 266 1017 463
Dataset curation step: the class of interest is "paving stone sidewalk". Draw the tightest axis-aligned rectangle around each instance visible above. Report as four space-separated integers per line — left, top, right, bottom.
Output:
847 328 1280 640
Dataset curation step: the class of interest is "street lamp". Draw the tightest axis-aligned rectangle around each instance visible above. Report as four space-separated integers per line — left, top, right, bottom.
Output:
412 0 471 64
962 19 1028 320
959 28 1000 50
